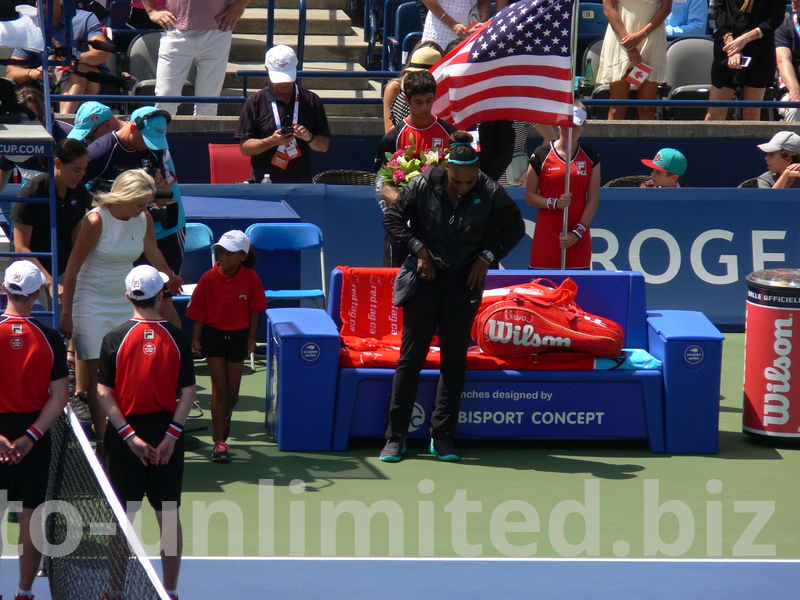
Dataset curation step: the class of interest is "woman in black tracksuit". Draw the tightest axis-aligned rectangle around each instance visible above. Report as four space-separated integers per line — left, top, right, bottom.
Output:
380 130 525 463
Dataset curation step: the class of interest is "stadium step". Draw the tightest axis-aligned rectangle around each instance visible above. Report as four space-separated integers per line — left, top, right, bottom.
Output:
218 0 380 118
236 7 354 36
229 33 367 64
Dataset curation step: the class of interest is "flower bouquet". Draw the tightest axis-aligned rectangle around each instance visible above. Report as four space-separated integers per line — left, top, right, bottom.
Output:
377 135 449 190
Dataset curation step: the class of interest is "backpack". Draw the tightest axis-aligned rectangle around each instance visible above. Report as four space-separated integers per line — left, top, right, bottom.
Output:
472 278 624 358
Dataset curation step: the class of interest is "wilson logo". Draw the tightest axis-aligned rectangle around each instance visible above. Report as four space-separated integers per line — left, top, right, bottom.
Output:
763 315 793 426
487 319 571 348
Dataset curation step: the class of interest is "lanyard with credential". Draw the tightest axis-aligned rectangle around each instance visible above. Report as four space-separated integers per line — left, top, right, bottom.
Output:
271 86 300 154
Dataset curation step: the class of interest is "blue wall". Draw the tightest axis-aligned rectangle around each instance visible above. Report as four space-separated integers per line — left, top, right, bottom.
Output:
178 183 798 330
171 133 768 189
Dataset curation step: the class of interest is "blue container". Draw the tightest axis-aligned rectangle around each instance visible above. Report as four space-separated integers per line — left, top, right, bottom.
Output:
265 308 340 451
647 310 724 454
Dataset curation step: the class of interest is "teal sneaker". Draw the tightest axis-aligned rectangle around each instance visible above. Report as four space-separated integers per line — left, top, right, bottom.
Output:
380 437 406 462
430 438 460 461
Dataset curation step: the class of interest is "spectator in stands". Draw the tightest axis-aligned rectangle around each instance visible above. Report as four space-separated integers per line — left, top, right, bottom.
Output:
756 131 800 188
382 43 443 132
236 45 331 184
6 2 111 114
83 106 186 329
60 169 182 444
499 122 559 186
597 0 671 120
704 0 784 121
665 0 709 37
380 131 525 463
97 264 195 600
525 103 600 269
3 85 73 184
421 0 491 48
775 0 800 122
640 148 688 186
143 0 251 116
128 0 166 29
67 101 124 145
12 139 92 308
0 260 69 600
374 70 455 266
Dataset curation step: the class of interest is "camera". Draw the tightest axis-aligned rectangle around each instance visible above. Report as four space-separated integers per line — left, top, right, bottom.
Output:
143 167 178 228
148 199 179 229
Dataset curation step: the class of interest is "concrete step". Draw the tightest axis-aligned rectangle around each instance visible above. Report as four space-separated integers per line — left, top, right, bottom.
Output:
216 84 382 118
230 33 366 65
249 0 350 9
225 61 376 90
236 7 354 35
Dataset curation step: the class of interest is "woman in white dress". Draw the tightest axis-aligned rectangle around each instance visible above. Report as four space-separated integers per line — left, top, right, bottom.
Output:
60 169 182 441
597 0 672 119
421 0 491 48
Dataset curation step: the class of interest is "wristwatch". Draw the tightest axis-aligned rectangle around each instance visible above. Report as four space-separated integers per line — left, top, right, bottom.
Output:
411 239 424 255
482 250 494 262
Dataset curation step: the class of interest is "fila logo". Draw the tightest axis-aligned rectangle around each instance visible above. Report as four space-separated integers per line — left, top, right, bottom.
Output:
144 329 155 340
11 324 22 334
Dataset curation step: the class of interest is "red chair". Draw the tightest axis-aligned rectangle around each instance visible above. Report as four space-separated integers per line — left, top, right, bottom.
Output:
208 143 252 183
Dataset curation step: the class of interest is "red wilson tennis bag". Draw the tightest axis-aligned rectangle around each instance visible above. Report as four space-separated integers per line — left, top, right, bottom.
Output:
472 279 625 358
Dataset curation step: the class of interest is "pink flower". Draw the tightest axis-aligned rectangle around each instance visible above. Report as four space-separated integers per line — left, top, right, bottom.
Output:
392 169 407 183
387 159 399 167
392 149 405 158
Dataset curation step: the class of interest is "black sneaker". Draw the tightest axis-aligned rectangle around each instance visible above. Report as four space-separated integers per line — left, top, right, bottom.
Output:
69 392 92 423
379 437 406 462
430 438 460 461
211 441 230 463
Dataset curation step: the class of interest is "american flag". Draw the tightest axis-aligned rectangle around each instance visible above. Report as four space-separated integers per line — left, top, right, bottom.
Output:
431 0 576 129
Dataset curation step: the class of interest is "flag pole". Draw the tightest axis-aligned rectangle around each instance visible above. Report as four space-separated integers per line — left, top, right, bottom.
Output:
561 0 579 270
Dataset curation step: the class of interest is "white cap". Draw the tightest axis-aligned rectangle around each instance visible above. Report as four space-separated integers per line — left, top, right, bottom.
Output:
3 260 45 295
757 131 800 155
214 230 251 254
125 265 169 300
265 45 298 84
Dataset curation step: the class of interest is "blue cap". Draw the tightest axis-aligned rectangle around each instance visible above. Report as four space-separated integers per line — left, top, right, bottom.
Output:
131 106 169 150
68 101 112 141
641 148 687 177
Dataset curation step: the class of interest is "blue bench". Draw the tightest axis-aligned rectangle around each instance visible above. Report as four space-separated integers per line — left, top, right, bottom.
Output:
265 269 724 454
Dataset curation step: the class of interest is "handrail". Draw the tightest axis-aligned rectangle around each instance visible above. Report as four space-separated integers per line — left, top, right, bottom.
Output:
267 0 306 73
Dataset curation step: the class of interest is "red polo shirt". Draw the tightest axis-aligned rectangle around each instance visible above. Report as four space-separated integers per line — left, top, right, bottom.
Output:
186 263 267 331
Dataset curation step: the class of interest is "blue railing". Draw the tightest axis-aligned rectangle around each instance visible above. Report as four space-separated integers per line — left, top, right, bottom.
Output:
267 0 306 71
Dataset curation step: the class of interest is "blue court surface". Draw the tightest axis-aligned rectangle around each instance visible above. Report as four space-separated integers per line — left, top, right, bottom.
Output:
4 556 799 599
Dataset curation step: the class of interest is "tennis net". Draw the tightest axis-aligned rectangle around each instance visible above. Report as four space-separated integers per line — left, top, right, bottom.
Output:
44 409 169 600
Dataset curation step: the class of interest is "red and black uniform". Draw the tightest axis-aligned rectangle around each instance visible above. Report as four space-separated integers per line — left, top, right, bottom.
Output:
0 314 68 508
529 142 600 269
374 117 456 172
98 318 195 509
185 262 266 362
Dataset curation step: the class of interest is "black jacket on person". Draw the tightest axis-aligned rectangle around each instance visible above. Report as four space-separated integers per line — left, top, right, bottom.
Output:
383 163 525 273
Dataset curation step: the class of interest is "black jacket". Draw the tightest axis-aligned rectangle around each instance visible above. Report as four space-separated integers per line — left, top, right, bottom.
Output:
383 163 525 273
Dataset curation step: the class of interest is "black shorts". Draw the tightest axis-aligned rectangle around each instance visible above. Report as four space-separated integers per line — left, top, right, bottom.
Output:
134 228 186 297
0 412 51 509
201 325 249 362
710 41 775 90
104 410 183 511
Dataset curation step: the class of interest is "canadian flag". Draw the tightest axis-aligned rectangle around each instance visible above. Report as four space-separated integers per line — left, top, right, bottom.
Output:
625 62 653 88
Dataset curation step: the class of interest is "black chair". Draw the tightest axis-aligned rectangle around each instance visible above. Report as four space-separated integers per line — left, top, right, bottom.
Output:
312 170 377 185
737 177 759 188
603 175 649 187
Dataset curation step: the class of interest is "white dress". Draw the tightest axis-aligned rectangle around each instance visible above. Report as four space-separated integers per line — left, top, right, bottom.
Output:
73 205 147 360
422 0 473 49
596 0 668 84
